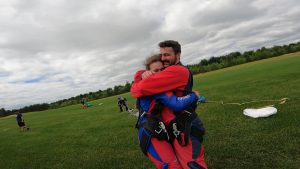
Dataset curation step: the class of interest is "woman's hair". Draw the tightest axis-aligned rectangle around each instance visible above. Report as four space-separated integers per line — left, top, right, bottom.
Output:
144 54 161 70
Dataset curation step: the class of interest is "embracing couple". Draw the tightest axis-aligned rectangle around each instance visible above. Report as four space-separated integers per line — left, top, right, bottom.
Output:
131 40 207 169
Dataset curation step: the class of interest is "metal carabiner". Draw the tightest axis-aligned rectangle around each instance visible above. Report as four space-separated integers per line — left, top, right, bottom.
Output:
172 123 180 138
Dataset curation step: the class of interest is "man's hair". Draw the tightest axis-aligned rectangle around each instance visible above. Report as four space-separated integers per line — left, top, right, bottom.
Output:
144 54 161 70
158 40 181 54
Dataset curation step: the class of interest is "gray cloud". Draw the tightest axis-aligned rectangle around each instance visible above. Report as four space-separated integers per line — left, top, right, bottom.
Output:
0 0 300 109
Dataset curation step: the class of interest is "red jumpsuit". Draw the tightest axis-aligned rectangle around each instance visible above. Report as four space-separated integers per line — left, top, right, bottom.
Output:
131 65 207 169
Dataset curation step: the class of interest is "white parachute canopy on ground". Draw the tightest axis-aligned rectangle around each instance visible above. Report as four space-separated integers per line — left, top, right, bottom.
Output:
243 106 277 118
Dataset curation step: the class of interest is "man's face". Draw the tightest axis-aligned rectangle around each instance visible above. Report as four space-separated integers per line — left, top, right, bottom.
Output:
160 47 180 67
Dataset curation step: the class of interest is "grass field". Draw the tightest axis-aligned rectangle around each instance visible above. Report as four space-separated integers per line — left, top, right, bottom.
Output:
1 52 299 169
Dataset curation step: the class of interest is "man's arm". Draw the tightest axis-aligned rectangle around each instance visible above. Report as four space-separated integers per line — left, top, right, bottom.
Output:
133 70 145 83
154 92 199 112
130 65 189 98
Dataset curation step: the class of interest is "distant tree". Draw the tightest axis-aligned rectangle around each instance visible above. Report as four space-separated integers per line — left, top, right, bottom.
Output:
200 59 209 66
272 46 287 56
232 56 247 65
0 108 6 116
124 81 131 92
113 85 121 95
243 50 254 61
207 56 220 64
106 88 113 96
95 90 103 99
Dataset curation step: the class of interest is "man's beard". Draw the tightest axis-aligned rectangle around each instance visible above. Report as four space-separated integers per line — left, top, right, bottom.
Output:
163 59 176 67
163 61 170 67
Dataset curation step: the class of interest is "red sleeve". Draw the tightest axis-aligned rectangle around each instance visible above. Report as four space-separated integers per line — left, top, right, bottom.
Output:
133 70 145 83
130 65 189 98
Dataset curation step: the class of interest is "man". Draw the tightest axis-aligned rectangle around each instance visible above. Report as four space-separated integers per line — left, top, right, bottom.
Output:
16 112 29 131
80 98 87 108
117 96 129 112
131 40 207 169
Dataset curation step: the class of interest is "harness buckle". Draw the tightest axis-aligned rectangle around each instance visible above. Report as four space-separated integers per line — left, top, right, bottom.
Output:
155 123 163 134
140 111 147 117
183 110 192 115
155 122 170 140
172 123 180 138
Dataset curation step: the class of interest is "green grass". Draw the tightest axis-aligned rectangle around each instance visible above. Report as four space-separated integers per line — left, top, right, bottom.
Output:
1 52 300 169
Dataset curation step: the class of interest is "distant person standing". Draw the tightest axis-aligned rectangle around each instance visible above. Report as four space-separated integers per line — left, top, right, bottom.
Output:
80 98 88 108
80 98 85 106
16 112 29 131
117 96 129 112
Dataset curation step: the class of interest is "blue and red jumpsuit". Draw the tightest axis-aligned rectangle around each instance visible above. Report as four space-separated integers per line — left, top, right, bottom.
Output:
137 91 199 169
131 65 207 169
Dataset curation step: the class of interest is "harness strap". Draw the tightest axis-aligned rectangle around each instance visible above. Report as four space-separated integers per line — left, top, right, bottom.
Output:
191 128 204 143
137 115 170 141
135 99 142 129
170 110 198 146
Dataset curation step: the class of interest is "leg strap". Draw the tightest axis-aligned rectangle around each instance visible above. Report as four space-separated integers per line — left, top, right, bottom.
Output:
187 161 206 169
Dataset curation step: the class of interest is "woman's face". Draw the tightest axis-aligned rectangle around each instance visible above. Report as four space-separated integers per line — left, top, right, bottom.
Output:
149 61 164 73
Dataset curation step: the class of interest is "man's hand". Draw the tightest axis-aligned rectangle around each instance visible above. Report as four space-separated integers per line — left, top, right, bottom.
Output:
141 70 154 79
193 90 206 103
193 90 200 98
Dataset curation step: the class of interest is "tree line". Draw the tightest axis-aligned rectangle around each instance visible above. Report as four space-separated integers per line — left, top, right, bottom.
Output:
0 81 131 117
187 42 300 74
1 41 300 117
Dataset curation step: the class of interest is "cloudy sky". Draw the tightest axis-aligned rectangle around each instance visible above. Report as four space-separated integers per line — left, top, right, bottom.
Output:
1 0 300 110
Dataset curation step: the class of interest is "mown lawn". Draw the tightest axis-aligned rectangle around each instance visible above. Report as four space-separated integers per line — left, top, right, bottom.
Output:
0 52 299 169
195 52 300 169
